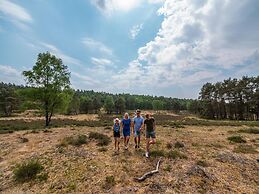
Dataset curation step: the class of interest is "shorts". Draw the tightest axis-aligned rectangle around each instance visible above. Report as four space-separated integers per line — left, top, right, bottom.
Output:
123 129 130 137
134 130 141 137
114 131 120 138
146 131 156 138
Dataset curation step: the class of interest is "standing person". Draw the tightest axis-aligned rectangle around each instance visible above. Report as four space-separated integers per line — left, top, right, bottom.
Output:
113 118 121 152
144 113 156 158
133 109 144 149
121 113 131 150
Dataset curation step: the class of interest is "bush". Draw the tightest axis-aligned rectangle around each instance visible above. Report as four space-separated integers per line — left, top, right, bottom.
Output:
196 160 209 167
167 150 187 159
98 147 108 152
233 145 258 154
149 149 166 157
89 132 111 146
60 134 88 147
166 142 173 149
238 128 259 134
227 135 246 143
103 175 115 189
174 141 184 148
19 137 29 143
13 160 44 182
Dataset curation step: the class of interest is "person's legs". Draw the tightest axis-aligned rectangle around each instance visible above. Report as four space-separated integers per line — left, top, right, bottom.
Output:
117 137 120 151
126 136 130 147
114 138 117 150
137 135 141 148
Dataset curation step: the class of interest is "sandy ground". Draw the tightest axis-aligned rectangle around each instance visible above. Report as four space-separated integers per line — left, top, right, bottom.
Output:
0 118 258 193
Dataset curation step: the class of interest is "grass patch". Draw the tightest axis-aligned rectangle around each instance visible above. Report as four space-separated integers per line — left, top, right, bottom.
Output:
238 128 259 134
0 129 14 134
174 141 185 148
233 145 258 154
150 149 166 157
227 135 246 143
60 134 88 147
167 150 187 159
166 142 173 149
164 164 171 172
196 160 209 167
13 160 44 183
98 147 108 152
103 175 115 189
89 132 111 146
19 137 29 143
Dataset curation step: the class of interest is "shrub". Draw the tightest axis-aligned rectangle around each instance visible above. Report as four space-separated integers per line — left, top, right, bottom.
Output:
0 130 14 134
19 137 29 143
196 160 209 167
166 142 173 149
103 176 115 189
233 145 258 154
238 128 259 134
150 149 166 157
227 135 246 143
167 150 187 159
13 160 44 182
89 132 111 146
174 141 184 148
60 134 88 147
164 164 171 172
98 147 108 152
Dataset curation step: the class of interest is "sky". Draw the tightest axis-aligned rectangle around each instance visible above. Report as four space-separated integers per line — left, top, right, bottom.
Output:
0 0 259 99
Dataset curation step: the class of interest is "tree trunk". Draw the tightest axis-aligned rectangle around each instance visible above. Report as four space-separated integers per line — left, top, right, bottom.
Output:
45 101 49 127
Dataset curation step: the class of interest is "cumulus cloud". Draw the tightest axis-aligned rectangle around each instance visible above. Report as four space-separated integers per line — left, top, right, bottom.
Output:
0 65 23 84
119 0 259 93
0 0 32 30
130 24 143 39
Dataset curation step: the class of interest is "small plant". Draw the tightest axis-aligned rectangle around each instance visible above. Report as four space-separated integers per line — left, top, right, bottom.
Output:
164 164 171 172
0 129 14 134
98 147 108 152
60 134 88 147
104 126 111 130
166 142 173 149
103 175 115 189
150 149 166 157
89 132 111 146
37 172 48 181
233 145 258 154
196 160 209 167
238 128 259 134
13 160 44 182
174 141 184 148
227 135 246 143
167 150 187 159
19 137 29 143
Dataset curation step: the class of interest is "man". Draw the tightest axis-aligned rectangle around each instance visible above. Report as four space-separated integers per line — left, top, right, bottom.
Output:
144 112 156 158
133 109 144 149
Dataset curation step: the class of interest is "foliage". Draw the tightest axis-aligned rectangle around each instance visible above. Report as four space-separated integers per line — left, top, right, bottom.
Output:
227 135 247 143
60 134 88 146
22 52 71 126
238 127 259 134
88 132 111 146
174 141 185 148
167 150 187 159
0 82 18 116
233 145 258 154
104 96 114 114
13 160 44 182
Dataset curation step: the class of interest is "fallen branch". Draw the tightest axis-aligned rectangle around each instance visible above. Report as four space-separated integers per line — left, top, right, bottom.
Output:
134 157 162 182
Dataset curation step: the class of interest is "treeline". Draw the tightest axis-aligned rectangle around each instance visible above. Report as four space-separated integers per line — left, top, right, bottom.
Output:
188 76 259 120
0 82 190 116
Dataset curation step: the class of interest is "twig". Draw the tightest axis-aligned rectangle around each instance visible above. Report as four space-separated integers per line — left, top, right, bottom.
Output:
134 157 162 182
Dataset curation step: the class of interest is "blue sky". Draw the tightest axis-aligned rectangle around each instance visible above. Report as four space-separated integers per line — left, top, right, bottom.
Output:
0 0 259 98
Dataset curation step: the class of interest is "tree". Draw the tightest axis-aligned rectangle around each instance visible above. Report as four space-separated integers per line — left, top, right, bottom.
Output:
115 96 125 114
92 96 102 113
23 52 70 127
0 83 18 116
152 100 164 111
80 96 93 113
67 92 80 115
104 96 114 114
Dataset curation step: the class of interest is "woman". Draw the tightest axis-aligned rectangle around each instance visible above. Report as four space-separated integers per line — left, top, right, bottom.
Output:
121 113 131 150
113 118 121 152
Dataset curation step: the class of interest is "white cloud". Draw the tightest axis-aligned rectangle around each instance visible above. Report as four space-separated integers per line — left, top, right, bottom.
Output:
130 24 143 39
91 57 113 66
0 64 23 84
82 37 113 56
0 0 32 29
39 42 82 66
117 0 259 92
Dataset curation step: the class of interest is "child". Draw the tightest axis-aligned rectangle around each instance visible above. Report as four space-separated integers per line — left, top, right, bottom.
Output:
144 113 156 158
113 118 121 152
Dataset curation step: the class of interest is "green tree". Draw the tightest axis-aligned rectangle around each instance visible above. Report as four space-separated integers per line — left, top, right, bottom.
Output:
115 96 125 114
22 52 70 127
152 100 164 111
92 96 102 113
80 96 93 113
0 83 18 116
67 92 80 115
104 96 114 114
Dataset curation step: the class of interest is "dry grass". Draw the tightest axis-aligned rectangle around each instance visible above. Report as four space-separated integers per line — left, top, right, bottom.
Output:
0 114 258 193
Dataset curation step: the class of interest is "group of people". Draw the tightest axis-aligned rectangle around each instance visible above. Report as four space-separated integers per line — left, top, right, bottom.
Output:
113 109 156 158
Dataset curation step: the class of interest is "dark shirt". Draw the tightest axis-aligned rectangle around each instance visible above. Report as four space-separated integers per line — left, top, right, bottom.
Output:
144 118 155 132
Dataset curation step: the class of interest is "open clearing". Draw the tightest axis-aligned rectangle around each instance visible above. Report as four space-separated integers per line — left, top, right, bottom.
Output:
0 114 258 193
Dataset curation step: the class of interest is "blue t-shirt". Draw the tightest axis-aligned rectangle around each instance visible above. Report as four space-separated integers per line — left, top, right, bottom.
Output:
113 123 120 132
133 116 144 131
122 118 131 131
